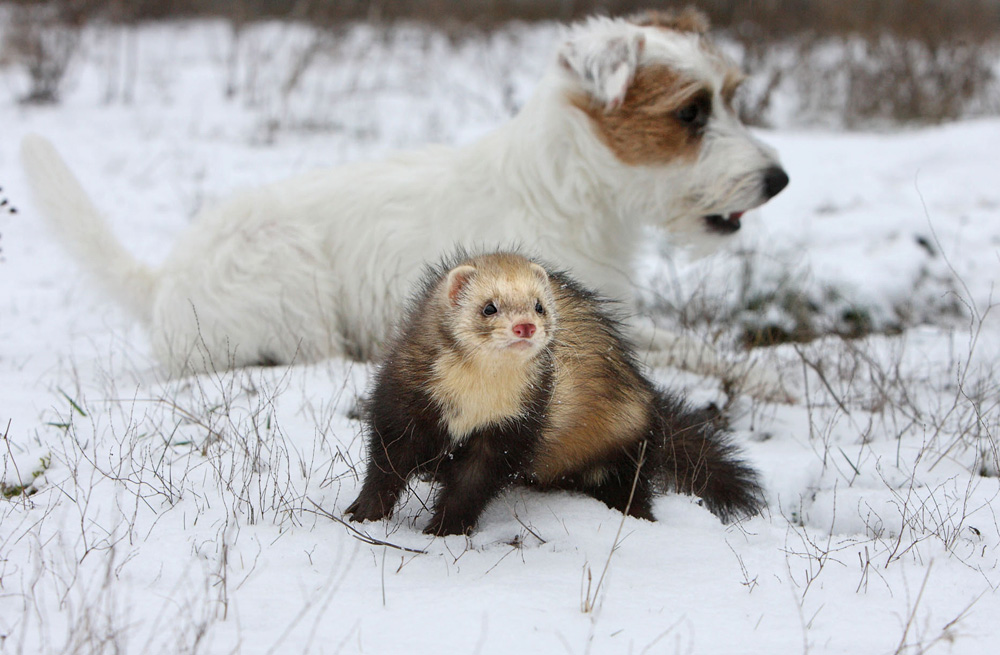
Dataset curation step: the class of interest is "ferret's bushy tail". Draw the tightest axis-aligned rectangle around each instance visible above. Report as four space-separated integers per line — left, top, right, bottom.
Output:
20 134 157 322
651 392 764 522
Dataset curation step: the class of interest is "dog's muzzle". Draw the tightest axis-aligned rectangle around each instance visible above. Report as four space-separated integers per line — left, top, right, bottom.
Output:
704 212 745 234
702 167 789 235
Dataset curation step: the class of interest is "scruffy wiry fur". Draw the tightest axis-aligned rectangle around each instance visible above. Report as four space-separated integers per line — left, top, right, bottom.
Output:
20 9 787 396
347 252 763 535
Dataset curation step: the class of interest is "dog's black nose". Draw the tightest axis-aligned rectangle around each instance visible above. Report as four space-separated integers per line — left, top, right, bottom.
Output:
763 166 789 199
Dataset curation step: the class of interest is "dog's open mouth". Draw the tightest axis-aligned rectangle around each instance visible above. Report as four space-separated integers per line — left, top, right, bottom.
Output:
704 211 745 234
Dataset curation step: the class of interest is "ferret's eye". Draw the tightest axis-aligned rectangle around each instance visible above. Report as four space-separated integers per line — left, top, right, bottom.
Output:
483 302 498 316
535 301 545 315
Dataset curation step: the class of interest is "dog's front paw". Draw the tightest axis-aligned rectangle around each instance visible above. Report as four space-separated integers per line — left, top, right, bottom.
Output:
725 362 798 404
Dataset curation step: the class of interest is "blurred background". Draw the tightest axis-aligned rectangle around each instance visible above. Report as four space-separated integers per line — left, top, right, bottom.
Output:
2 0 998 128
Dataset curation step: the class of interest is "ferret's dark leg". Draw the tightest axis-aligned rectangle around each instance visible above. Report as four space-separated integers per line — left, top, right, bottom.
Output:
347 420 440 523
346 428 411 522
582 442 655 521
423 427 532 536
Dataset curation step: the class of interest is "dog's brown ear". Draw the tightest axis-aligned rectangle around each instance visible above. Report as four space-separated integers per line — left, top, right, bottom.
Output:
559 20 645 112
629 8 710 34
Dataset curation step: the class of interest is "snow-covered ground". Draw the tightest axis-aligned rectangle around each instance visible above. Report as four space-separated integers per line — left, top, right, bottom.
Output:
1 19 999 654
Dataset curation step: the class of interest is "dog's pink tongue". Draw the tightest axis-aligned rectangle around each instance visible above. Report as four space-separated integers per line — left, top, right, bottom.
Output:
730 211 745 222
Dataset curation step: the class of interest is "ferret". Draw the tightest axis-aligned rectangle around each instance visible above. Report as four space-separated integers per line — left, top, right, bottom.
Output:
346 252 763 535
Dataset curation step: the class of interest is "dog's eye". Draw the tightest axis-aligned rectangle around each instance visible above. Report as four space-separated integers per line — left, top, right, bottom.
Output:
535 301 545 315
676 93 711 130
483 302 498 316
677 102 702 125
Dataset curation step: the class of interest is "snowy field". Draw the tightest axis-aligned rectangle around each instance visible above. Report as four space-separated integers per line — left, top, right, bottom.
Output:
2 18 1000 654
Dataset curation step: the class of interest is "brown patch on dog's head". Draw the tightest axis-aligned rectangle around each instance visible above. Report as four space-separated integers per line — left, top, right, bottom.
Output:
632 9 745 113
629 8 710 34
570 64 710 166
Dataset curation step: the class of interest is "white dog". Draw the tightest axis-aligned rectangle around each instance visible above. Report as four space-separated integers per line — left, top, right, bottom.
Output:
22 9 788 391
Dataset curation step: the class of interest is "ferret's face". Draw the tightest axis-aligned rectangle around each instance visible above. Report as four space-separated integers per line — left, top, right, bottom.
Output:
443 257 556 359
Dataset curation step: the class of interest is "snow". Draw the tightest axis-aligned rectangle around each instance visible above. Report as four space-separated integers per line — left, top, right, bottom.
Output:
2 18 999 654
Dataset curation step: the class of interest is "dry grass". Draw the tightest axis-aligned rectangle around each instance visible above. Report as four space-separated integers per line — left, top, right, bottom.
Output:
4 0 998 124
7 1 997 38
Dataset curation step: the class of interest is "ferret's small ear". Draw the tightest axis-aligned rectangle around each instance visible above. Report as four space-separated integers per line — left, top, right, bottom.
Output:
529 263 549 284
446 265 477 306
559 24 645 111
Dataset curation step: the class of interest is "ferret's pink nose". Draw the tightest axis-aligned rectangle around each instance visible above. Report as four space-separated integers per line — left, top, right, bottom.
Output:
513 323 536 339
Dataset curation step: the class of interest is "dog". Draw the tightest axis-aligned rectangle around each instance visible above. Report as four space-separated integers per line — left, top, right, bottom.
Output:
22 8 788 394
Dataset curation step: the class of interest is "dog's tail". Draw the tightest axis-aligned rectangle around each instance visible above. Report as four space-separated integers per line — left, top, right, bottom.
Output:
650 392 764 522
21 134 157 322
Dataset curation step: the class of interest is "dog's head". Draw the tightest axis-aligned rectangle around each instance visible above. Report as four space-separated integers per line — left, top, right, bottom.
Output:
559 9 788 246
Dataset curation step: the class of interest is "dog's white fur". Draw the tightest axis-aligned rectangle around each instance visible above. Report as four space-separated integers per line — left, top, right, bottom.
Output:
22 13 786 391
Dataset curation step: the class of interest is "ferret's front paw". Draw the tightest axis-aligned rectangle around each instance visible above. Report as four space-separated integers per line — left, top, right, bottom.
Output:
345 493 393 523
423 512 473 536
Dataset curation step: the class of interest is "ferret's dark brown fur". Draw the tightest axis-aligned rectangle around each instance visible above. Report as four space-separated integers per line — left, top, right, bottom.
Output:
346 252 763 535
